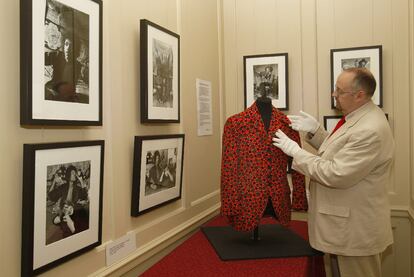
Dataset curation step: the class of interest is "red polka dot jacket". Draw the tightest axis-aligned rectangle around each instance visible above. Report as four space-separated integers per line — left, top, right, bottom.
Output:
220 103 308 231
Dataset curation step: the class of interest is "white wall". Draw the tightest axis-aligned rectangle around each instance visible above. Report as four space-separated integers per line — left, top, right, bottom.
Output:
0 0 222 276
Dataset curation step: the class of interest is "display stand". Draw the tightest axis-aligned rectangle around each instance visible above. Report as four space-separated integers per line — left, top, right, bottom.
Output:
202 224 323 261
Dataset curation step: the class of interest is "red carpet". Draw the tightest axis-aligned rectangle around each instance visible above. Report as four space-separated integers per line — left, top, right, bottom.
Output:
142 216 326 277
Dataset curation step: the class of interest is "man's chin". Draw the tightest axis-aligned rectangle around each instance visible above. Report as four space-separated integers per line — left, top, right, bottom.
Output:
335 101 342 111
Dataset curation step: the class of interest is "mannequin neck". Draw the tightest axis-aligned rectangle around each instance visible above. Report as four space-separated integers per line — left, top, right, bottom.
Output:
256 97 272 131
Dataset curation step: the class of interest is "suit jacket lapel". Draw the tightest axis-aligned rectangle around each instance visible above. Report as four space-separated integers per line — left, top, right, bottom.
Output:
319 101 376 153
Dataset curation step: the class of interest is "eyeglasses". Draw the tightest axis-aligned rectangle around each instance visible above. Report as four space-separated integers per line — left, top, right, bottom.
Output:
332 86 356 96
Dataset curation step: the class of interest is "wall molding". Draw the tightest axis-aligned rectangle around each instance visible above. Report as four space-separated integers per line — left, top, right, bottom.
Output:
92 203 220 276
409 207 414 222
190 189 220 207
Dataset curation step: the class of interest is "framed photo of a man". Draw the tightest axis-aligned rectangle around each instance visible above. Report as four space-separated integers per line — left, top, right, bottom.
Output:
244 53 288 110
140 19 180 123
20 0 102 125
21 140 104 276
330 45 382 109
131 134 185 216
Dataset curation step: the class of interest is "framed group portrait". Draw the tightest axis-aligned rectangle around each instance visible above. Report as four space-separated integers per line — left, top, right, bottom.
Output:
244 53 289 110
140 19 180 123
20 0 103 125
330 45 382 109
21 140 104 276
131 134 184 216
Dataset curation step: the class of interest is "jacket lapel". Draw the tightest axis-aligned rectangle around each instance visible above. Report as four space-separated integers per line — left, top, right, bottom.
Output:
319 101 376 153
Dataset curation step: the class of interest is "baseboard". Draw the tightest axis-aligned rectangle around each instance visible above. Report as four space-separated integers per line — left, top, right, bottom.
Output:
92 203 220 276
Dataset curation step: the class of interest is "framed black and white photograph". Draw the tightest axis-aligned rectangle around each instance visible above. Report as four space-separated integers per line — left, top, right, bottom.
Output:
330 45 382 108
22 141 104 276
140 19 180 123
131 134 184 216
323 115 343 133
20 0 102 125
244 53 288 110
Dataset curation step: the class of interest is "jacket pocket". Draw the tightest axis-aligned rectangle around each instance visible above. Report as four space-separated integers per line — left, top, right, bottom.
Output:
315 204 350 247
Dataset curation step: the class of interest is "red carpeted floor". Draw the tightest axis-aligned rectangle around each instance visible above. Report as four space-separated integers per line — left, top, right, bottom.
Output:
142 216 326 277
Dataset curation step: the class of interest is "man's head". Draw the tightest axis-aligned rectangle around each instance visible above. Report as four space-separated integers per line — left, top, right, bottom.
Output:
332 68 376 115
265 66 273 73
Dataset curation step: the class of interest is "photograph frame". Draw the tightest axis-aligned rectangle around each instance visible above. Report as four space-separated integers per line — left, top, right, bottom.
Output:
20 0 103 126
323 115 343 134
330 45 382 109
131 134 185 216
140 19 180 123
22 140 104 276
244 53 289 110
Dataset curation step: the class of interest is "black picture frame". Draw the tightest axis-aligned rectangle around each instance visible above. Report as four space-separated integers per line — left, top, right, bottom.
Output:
323 115 343 133
22 140 104 276
20 0 103 126
140 19 180 123
330 45 383 109
131 134 185 216
243 53 289 110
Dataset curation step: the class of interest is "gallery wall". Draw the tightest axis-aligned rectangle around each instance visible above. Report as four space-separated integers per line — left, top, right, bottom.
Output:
1 0 413 276
221 0 413 275
0 0 222 276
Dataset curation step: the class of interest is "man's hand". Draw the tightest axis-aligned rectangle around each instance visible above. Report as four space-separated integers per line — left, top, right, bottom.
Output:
272 129 301 157
287 111 320 134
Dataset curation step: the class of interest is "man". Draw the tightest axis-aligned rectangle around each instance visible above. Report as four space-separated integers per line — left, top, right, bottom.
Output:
273 68 394 277
45 35 81 102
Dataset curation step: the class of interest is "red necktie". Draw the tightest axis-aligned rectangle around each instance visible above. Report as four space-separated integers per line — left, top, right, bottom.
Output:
330 116 346 136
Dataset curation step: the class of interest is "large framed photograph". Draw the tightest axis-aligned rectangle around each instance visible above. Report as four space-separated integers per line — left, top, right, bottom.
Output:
131 134 184 216
244 53 289 110
20 0 103 125
140 19 180 123
22 141 104 276
330 45 382 108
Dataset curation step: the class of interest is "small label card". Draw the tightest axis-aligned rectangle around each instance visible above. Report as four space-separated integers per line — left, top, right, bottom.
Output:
106 232 137 266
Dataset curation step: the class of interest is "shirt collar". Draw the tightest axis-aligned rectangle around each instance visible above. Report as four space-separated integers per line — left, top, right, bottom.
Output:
344 101 372 121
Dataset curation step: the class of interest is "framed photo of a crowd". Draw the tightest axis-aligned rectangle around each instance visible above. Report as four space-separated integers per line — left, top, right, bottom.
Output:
244 53 289 110
21 140 104 276
131 134 184 216
330 45 382 109
20 0 103 125
140 19 180 123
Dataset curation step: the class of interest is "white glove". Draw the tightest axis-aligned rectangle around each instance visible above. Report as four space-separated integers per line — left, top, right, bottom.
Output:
272 129 301 157
287 111 320 134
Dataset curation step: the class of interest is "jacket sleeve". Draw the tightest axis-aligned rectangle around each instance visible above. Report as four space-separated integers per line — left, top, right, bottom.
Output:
305 126 329 150
292 129 382 189
281 120 308 211
220 118 241 216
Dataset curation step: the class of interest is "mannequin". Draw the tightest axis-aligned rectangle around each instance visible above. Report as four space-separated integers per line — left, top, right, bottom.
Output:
253 95 277 240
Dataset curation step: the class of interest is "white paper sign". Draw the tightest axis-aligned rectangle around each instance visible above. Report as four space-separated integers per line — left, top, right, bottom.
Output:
196 79 213 136
105 232 136 266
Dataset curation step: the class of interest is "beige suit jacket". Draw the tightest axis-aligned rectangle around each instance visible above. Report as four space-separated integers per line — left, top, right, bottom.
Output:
292 101 394 256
